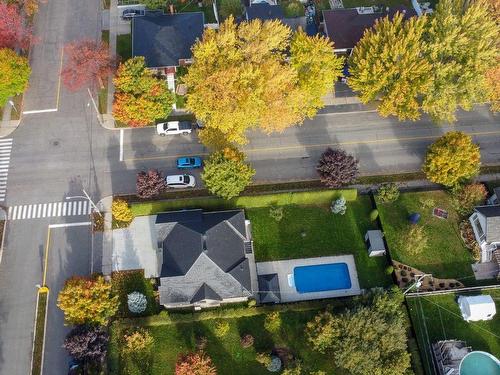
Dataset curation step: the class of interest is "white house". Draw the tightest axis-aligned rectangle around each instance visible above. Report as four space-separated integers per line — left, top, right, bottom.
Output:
469 205 500 263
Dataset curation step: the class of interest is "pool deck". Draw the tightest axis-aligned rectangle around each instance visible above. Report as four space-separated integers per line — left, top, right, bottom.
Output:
256 255 361 303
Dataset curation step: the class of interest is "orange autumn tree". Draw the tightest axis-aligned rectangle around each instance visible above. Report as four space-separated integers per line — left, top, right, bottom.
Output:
175 352 217 375
113 57 174 127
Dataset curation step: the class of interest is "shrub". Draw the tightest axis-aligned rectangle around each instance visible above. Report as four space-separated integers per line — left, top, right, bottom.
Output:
451 183 488 216
175 352 217 375
264 311 282 333
370 209 379 221
331 196 346 215
219 0 243 19
136 169 166 199
0 48 31 106
111 270 157 317
57 275 118 326
247 299 257 307
399 225 428 256
459 220 481 261
122 328 154 354
385 265 394 275
213 321 230 338
256 352 272 366
112 198 133 223
63 325 109 363
377 183 400 203
127 291 147 314
269 204 284 222
240 334 254 348
284 1 304 17
316 148 359 188
306 311 337 353
196 336 208 351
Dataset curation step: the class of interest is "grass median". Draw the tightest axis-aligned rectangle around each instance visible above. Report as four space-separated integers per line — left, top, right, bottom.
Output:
31 290 48 375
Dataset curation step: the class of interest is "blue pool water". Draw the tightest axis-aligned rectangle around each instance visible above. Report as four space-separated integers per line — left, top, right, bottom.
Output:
460 351 500 375
294 263 351 293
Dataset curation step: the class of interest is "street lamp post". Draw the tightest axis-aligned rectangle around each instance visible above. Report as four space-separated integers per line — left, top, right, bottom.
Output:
8 100 18 114
66 189 102 217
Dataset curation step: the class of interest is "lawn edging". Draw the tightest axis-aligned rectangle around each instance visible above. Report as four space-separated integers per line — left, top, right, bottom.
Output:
31 289 49 375
130 188 357 216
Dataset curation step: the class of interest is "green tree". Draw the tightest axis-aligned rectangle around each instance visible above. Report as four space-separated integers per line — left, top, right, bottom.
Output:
423 131 480 187
290 28 344 118
201 148 255 199
263 312 281 333
451 183 488 216
219 0 243 19
184 17 342 145
0 48 30 106
307 290 410 375
349 14 431 120
113 57 174 127
57 275 118 326
422 0 499 122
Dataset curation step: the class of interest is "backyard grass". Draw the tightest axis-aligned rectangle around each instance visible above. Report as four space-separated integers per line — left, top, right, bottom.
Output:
109 307 340 375
407 288 500 375
174 1 217 23
117 33 132 61
248 195 391 289
130 189 357 216
377 191 475 282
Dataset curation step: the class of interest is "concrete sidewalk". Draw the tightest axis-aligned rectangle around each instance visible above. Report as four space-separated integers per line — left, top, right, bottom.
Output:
0 101 21 138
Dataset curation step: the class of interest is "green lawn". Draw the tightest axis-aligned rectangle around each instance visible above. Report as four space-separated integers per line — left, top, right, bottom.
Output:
109 307 340 375
377 191 474 282
247 196 392 289
175 2 217 23
117 33 132 61
342 0 411 8
407 288 500 375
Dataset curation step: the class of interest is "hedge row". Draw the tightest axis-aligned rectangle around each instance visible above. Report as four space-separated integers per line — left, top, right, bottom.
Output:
130 188 358 216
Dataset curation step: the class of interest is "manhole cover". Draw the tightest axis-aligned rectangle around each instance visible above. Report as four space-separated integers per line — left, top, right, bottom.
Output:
50 139 60 147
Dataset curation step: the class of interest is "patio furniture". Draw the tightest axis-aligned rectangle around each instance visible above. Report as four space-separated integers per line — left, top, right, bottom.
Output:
433 208 449 219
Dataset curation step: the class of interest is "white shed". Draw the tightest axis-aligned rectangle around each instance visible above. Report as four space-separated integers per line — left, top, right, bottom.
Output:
364 230 386 257
458 295 496 322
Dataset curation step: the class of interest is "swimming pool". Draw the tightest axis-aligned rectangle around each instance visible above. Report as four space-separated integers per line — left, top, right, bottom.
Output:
460 351 500 375
293 262 351 293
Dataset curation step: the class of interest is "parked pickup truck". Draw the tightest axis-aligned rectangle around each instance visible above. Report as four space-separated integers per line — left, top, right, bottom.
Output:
156 121 192 136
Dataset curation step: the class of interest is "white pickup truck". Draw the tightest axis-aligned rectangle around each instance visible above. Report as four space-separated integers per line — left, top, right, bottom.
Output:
156 121 192 136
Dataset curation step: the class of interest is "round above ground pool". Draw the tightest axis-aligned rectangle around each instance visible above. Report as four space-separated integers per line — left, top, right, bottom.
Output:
459 351 500 375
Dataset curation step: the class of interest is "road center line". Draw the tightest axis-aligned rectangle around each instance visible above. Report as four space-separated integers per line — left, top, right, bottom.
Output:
123 129 500 162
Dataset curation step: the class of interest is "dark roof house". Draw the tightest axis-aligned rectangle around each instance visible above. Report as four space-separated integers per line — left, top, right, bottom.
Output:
132 12 205 69
258 273 281 303
322 6 417 52
245 3 284 21
156 209 255 308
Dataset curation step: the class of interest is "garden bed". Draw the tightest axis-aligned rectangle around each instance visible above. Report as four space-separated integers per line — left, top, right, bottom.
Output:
407 288 500 375
376 191 475 282
248 196 391 288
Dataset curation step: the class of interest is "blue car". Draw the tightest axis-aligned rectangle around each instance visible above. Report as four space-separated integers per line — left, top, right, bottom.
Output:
176 156 202 169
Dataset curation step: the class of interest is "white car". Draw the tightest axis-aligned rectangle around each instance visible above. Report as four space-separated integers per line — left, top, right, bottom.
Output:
165 174 196 188
156 121 192 136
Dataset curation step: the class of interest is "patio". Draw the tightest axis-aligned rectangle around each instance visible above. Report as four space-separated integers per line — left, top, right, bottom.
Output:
256 255 361 303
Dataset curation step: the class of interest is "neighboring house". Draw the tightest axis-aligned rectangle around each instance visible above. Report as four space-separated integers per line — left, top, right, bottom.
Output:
469 204 500 263
155 209 256 309
322 6 417 55
245 2 284 21
487 187 500 205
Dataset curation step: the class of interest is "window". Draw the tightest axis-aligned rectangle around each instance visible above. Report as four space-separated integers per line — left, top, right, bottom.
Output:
473 216 486 242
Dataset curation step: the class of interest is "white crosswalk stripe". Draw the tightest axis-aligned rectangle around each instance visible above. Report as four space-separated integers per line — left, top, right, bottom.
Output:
0 138 12 201
7 200 92 220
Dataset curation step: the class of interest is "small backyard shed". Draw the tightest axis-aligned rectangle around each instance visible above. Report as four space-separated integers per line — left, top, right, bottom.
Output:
458 295 497 322
364 230 386 257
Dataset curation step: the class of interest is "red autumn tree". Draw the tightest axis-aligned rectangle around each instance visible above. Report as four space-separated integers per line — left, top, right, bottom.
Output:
175 352 217 375
0 2 33 50
61 39 115 91
136 169 166 198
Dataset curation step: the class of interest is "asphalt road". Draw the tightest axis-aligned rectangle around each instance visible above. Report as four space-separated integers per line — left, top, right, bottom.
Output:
0 0 499 374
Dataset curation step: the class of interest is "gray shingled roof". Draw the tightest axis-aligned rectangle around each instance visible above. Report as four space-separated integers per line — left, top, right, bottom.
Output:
245 3 284 21
475 205 500 242
132 12 204 68
156 209 252 306
191 283 222 303
258 273 281 303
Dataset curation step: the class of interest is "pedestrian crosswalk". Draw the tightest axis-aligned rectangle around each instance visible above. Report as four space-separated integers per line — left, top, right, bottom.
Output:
8 200 92 220
0 138 13 202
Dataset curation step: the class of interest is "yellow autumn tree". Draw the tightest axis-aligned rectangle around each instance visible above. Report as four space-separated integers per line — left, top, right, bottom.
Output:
184 17 342 145
422 0 499 122
423 131 480 187
57 275 118 326
349 13 431 120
